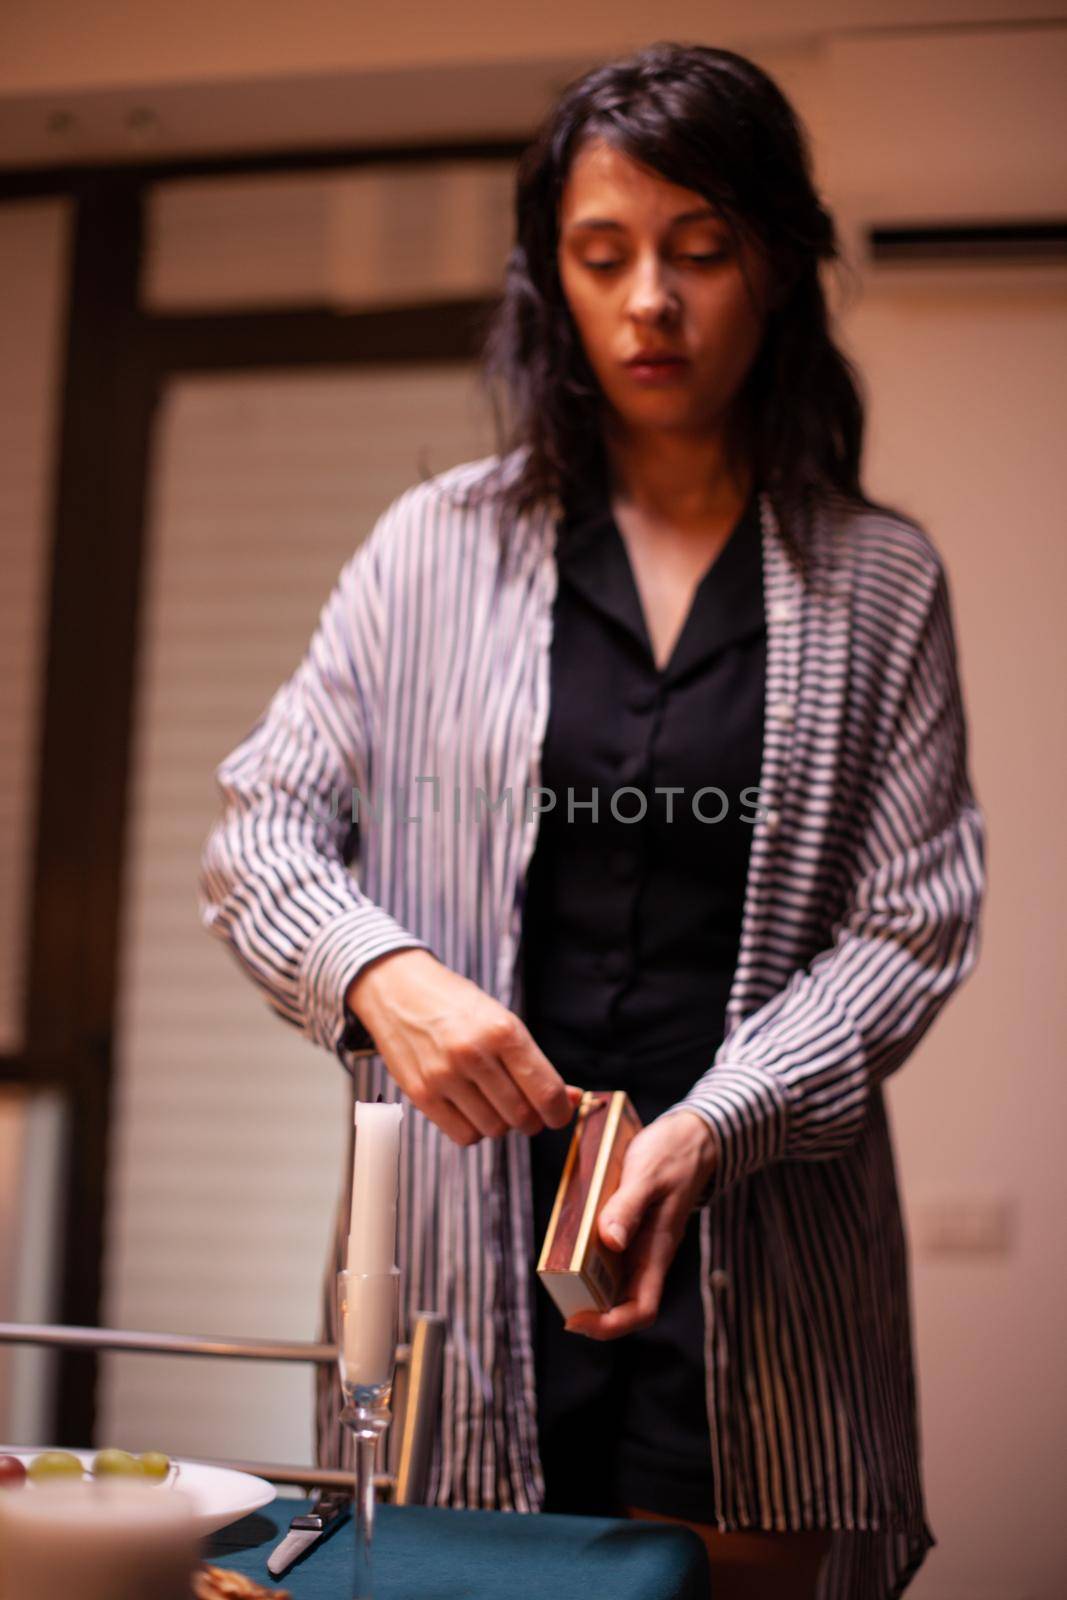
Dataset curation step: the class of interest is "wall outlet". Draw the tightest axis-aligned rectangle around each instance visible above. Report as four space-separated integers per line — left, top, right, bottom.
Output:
914 1196 1017 1257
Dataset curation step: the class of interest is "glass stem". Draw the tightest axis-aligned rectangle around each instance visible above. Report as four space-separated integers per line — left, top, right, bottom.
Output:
352 1427 378 1599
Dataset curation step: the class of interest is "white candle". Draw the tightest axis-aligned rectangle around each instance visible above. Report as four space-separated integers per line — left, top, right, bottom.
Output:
342 1100 403 1388
346 1100 403 1276
341 1273 399 1387
0 1481 199 1600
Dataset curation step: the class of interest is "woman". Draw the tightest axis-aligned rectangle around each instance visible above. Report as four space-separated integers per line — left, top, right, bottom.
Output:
199 42 986 1600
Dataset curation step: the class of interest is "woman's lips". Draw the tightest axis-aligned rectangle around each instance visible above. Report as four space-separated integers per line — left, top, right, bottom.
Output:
624 358 690 384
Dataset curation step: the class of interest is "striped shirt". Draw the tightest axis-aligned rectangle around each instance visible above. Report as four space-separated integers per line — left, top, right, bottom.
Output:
199 449 986 1599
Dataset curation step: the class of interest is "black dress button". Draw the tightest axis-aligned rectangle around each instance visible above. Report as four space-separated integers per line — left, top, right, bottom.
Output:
599 951 630 983
616 753 646 785
626 685 662 714
608 849 639 882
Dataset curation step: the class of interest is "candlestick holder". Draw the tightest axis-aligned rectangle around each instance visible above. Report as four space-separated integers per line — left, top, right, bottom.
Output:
337 1267 401 1600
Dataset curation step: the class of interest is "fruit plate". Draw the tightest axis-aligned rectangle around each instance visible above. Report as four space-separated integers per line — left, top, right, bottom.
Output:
0 1448 276 1535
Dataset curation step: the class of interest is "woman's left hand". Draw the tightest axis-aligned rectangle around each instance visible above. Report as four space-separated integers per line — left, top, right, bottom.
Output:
563 1109 719 1341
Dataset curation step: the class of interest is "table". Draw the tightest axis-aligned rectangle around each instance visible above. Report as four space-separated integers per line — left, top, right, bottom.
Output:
203 1495 711 1599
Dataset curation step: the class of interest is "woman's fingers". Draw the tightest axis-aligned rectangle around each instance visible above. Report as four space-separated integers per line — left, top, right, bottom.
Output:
447 1068 585 1145
444 1067 524 1140
444 1023 579 1140
424 1094 487 1148
446 1060 584 1142
465 1024 555 1134
347 949 580 1145
565 1209 680 1339
495 1026 577 1129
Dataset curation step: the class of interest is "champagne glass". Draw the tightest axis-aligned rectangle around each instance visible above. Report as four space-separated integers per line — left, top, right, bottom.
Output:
337 1266 400 1600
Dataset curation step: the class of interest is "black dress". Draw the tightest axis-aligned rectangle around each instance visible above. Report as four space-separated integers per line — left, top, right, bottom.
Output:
517 479 766 1522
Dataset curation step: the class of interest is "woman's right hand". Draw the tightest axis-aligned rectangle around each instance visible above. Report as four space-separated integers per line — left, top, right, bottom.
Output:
345 949 582 1147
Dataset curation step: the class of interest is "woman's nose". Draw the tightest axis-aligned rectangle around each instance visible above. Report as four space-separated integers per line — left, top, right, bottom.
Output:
626 262 681 325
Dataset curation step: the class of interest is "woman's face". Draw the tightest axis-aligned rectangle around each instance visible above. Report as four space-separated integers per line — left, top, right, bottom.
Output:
556 136 774 440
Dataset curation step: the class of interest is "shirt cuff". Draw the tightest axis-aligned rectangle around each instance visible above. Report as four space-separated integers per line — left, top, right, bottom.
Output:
297 905 432 1057
662 1063 791 1206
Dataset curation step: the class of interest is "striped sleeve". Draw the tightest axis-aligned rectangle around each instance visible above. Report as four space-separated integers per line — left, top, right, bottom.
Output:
665 553 986 1205
198 498 431 1061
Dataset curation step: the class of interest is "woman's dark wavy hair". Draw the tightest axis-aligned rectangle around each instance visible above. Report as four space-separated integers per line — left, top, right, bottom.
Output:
443 39 917 573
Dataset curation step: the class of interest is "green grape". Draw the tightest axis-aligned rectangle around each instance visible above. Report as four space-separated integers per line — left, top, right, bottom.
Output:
27 1451 83 1482
91 1448 145 1478
138 1451 171 1482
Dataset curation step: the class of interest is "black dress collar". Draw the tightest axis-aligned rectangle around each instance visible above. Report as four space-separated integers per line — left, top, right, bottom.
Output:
555 483 764 683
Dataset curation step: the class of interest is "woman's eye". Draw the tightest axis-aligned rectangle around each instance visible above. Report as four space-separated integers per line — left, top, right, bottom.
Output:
582 252 726 273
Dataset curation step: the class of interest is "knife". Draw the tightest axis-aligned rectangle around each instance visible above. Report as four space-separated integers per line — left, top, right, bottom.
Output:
266 1488 351 1576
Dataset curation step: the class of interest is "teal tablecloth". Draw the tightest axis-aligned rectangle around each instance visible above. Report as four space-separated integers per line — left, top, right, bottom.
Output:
203 1496 711 1599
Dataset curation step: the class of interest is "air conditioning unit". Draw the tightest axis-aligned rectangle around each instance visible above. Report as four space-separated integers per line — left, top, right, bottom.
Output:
819 25 1067 275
